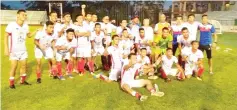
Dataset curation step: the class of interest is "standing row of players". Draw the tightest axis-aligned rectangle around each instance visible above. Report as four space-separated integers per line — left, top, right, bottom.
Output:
4 7 217 101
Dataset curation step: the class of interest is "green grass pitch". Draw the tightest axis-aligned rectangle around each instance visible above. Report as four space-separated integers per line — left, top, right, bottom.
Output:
1 25 237 110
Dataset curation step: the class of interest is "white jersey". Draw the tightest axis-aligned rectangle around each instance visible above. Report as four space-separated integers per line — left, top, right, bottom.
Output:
142 26 153 41
171 24 185 34
101 23 117 34
161 55 178 70
182 48 204 64
107 45 123 69
82 20 92 32
135 35 150 48
55 36 76 54
183 21 200 40
116 26 131 35
137 55 150 65
121 61 141 83
74 25 91 48
119 39 134 55
130 24 140 38
90 31 105 48
6 22 29 53
177 35 193 48
35 30 57 49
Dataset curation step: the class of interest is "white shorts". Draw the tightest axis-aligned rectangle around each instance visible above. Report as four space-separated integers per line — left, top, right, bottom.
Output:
10 51 28 61
73 47 91 58
185 63 198 75
56 52 70 61
121 79 145 88
35 48 54 59
163 68 178 76
92 47 104 56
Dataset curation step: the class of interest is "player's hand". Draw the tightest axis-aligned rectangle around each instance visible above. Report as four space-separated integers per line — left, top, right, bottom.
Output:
104 29 108 35
4 50 9 56
81 4 86 9
135 76 139 79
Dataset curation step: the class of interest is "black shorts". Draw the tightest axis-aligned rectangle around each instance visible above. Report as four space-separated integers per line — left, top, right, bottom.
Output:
172 43 178 55
199 44 212 59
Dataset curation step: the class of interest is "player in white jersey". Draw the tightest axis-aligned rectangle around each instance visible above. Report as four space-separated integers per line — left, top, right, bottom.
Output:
34 21 58 83
4 10 39 89
129 15 140 38
158 48 185 82
94 35 123 82
43 11 61 39
134 28 152 54
137 48 158 79
73 15 91 75
121 53 164 101
183 14 201 41
91 23 105 73
181 41 204 81
118 29 134 59
116 20 131 36
142 19 153 41
101 16 117 45
58 12 76 37
177 27 193 68
82 12 92 32
55 28 76 80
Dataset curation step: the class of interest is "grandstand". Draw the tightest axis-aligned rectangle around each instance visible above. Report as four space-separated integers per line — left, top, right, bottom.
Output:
1 10 47 25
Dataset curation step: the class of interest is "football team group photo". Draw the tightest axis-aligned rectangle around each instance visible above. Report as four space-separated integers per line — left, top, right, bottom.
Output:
1 1 237 110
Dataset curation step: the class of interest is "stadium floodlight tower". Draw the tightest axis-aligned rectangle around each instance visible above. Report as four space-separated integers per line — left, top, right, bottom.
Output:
48 2 63 21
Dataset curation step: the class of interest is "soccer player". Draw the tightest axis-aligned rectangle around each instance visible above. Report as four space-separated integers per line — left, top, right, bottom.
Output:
134 28 152 54
119 29 134 58
183 14 200 41
100 16 116 70
129 15 140 38
182 41 204 80
4 9 38 89
137 48 158 79
116 19 131 36
95 35 123 82
101 16 117 40
142 18 154 42
152 27 173 63
43 11 61 39
83 12 92 32
91 23 106 73
154 14 170 36
159 48 185 82
177 27 193 68
121 53 164 101
89 14 98 32
34 21 58 83
171 15 184 55
198 14 218 74
55 28 76 80
73 15 91 75
58 12 75 37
